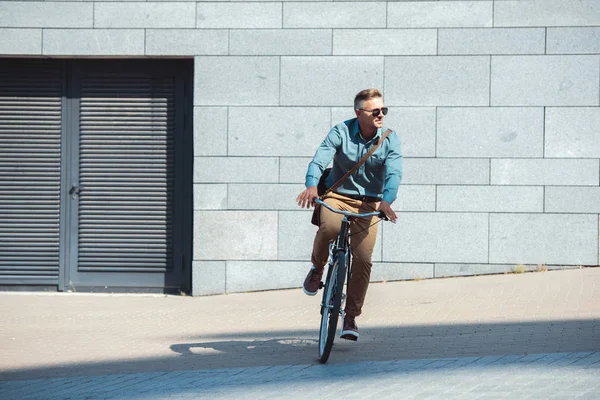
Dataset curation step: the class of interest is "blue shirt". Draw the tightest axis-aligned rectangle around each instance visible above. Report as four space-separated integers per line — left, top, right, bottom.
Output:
306 118 403 204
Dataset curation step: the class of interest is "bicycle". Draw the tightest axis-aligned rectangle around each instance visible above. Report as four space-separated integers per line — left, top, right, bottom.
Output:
314 197 388 364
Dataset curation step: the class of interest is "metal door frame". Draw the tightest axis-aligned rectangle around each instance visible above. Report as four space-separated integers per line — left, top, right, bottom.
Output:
60 59 192 293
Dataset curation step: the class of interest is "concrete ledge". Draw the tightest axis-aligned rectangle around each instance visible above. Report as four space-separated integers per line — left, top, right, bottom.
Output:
435 263 583 278
192 261 592 295
192 261 225 296
226 261 307 293
371 263 434 282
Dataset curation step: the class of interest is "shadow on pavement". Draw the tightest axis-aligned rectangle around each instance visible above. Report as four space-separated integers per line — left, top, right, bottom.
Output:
2 319 598 381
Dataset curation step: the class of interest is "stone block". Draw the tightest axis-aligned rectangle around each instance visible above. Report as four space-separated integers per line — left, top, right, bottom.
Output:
388 1 493 28
197 3 281 29
0 28 40 55
438 28 545 55
194 56 279 106
43 29 144 56
193 184 227 210
330 108 355 123
434 263 515 278
382 212 489 263
193 107 228 156
194 157 279 183
333 29 436 55
279 157 312 184
228 107 331 156
403 158 490 185
0 2 93 28
283 2 385 28
494 0 600 27
437 186 544 213
370 263 434 282
396 185 436 212
547 27 600 54
385 56 490 106
331 107 437 157
228 184 305 210
277 211 318 261
192 261 225 296
230 29 331 55
545 187 600 214
94 2 195 28
386 107 437 158
146 29 227 56
489 214 598 265
545 107 600 158
491 55 600 106
226 261 307 293
491 159 599 186
277 210 383 262
194 211 277 260
437 107 544 157
281 56 384 106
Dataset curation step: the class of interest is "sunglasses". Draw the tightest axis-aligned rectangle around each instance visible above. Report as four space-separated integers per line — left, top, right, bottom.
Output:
359 107 388 117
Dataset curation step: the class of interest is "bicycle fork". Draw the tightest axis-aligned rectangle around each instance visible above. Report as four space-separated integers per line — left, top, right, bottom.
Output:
339 248 352 337
322 245 352 337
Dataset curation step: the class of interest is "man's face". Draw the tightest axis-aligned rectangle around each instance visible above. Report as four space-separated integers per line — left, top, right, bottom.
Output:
355 97 385 131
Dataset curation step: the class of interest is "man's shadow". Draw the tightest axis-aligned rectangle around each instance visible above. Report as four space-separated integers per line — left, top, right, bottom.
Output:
168 319 600 369
171 338 318 356
170 338 322 368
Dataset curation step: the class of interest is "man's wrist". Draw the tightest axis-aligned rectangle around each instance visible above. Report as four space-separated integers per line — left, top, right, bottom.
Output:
306 179 319 187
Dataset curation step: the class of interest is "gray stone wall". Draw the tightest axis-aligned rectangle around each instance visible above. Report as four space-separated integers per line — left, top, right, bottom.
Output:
1 0 598 295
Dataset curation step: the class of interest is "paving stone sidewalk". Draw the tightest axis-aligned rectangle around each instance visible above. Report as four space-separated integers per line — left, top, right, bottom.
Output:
1 352 599 399
1 268 599 399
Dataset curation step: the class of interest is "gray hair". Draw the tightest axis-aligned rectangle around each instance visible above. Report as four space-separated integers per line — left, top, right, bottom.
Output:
354 88 382 109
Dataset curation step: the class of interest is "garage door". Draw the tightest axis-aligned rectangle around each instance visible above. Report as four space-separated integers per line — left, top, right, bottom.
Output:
0 60 63 286
0 59 192 293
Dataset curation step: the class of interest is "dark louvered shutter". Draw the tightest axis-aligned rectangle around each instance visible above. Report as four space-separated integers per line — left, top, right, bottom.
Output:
0 61 62 284
77 72 174 274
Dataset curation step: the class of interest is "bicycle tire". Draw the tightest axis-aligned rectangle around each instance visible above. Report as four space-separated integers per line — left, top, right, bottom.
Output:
318 249 347 364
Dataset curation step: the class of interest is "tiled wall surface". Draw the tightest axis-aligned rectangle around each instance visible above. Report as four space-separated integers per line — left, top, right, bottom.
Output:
1 0 598 295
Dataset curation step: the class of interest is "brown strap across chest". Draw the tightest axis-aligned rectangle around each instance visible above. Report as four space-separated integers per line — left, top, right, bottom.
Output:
323 128 392 197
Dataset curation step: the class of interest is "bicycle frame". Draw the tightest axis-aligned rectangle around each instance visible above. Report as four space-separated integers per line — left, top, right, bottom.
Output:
319 199 382 325
315 198 385 363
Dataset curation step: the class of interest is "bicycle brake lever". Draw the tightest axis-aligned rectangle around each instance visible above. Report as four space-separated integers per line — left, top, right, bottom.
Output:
378 212 388 221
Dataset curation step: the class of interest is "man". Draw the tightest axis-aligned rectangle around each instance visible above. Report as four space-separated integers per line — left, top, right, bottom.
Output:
296 88 402 341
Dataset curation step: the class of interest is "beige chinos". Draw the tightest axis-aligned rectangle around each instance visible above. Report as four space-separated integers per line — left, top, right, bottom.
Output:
310 192 380 318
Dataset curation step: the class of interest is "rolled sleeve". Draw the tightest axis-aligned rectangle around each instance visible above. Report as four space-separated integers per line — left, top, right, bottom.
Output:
305 126 341 188
382 134 403 204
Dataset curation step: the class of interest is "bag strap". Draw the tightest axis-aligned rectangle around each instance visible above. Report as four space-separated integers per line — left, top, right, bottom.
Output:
323 128 392 197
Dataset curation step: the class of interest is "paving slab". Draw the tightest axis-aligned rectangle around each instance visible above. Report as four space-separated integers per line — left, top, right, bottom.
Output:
1 352 599 399
0 268 599 398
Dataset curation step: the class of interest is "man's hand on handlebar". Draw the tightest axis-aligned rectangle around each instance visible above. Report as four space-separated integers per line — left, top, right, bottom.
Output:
378 201 397 223
296 186 319 209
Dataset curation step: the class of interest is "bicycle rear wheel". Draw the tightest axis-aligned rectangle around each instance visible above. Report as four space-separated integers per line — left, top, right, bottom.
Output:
318 250 347 363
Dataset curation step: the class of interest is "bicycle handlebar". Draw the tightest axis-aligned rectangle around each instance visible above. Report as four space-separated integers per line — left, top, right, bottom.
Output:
314 198 388 221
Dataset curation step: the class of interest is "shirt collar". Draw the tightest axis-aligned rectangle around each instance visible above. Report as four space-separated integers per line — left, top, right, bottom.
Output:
351 118 383 143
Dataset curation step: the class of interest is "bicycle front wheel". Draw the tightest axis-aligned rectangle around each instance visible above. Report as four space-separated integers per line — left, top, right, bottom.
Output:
318 250 347 364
